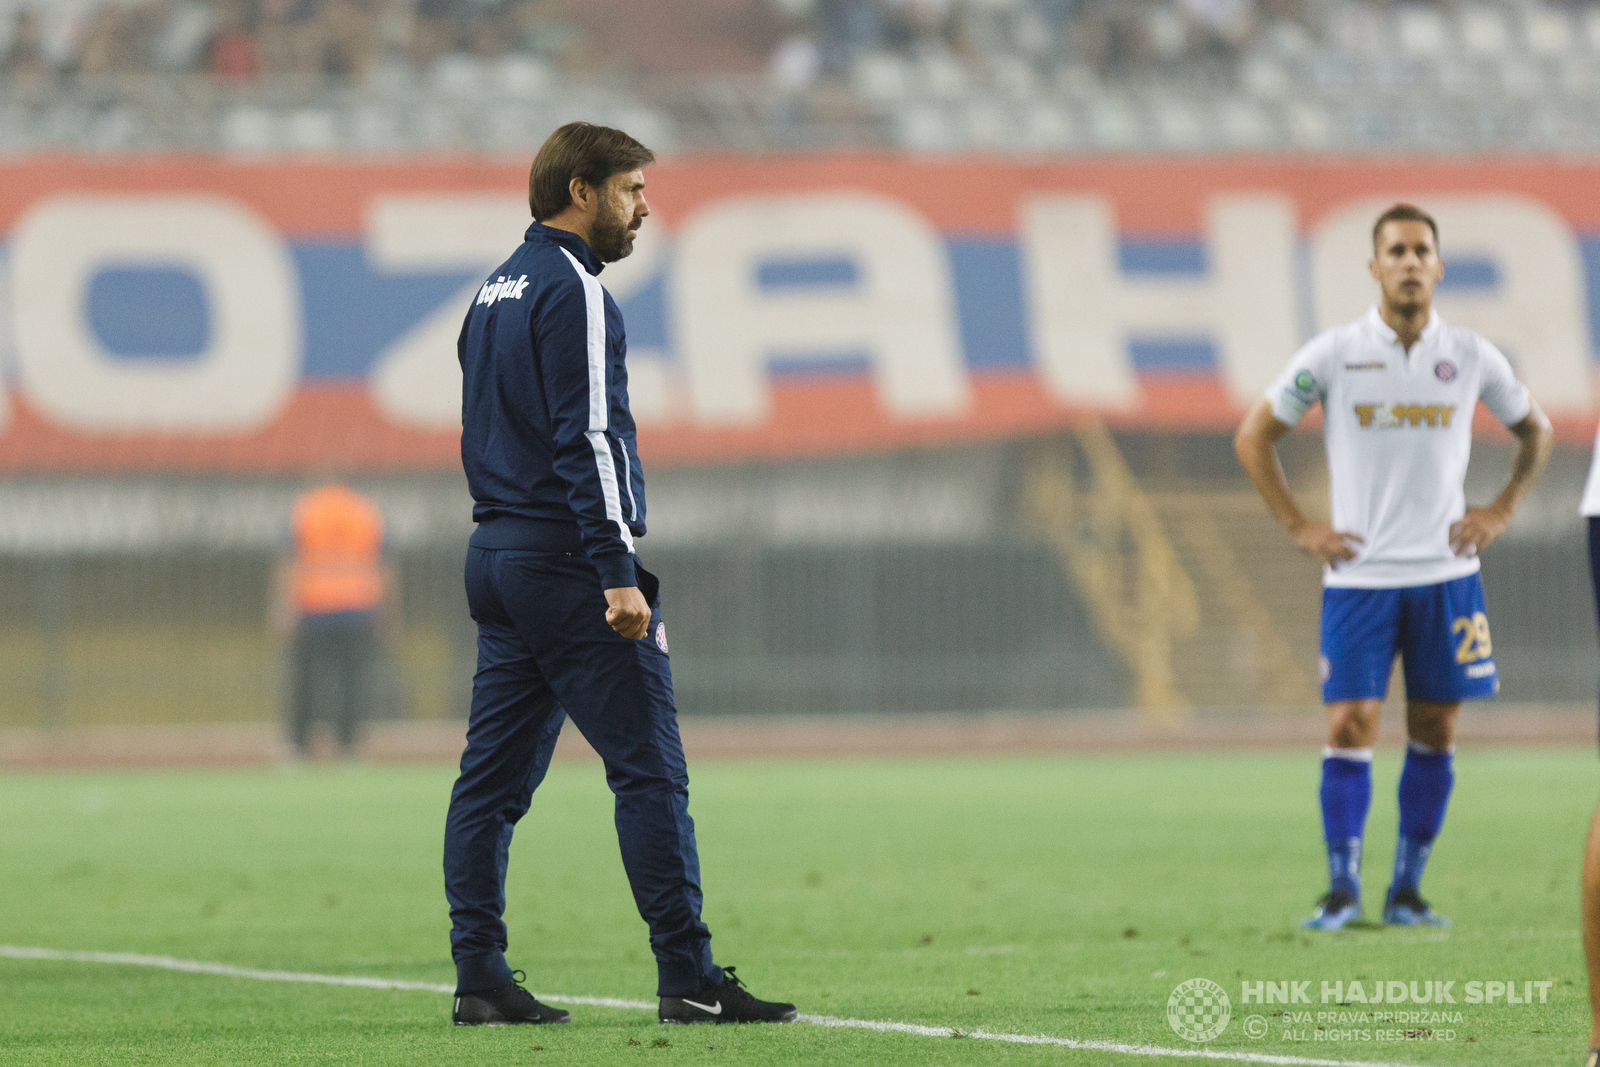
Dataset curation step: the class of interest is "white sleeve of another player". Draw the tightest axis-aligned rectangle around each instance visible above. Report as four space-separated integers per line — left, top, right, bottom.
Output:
1264 334 1334 427
1476 336 1532 427
1580 421 1600 517
1577 353 1600 515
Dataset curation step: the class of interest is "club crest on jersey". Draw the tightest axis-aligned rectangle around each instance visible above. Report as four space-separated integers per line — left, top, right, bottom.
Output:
1353 403 1456 429
1433 359 1457 382
654 621 668 653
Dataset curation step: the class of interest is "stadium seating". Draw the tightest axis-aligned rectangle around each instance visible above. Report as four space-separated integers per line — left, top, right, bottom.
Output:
1 1 1597 153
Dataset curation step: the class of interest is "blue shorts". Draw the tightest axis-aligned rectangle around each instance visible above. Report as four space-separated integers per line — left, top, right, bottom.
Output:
1319 573 1498 704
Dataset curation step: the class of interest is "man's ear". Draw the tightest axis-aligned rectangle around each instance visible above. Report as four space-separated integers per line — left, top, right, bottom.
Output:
567 175 591 211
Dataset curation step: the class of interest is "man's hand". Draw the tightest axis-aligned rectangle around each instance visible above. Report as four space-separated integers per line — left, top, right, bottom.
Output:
1449 504 1510 557
1292 521 1364 565
604 586 651 640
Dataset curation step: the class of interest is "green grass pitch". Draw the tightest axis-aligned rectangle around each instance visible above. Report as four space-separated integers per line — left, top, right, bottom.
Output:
0 747 1592 1065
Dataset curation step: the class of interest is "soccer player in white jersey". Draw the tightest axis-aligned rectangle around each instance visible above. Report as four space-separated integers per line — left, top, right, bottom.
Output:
1236 203 1552 930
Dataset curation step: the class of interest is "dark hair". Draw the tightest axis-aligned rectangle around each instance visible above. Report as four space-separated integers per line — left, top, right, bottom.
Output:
1371 203 1438 251
528 122 655 222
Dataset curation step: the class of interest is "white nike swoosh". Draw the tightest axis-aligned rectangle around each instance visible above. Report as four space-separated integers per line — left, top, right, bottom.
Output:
681 998 722 1015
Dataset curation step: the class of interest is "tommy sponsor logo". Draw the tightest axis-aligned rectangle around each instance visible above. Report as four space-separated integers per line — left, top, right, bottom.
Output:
476 274 529 307
1344 361 1386 371
1353 403 1456 429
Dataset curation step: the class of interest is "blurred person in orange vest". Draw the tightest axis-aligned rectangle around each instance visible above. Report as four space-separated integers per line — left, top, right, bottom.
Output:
274 481 395 759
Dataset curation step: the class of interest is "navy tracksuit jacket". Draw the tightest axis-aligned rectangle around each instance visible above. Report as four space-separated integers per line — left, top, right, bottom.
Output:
443 222 721 997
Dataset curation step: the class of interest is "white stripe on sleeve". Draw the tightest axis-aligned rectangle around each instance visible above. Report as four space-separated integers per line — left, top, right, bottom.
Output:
586 432 635 553
560 247 634 553
560 247 608 433
620 440 638 522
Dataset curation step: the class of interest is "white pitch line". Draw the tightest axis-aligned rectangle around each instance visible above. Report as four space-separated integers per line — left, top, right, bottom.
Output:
798 1014 1432 1066
2 946 1437 1067
0 946 654 1010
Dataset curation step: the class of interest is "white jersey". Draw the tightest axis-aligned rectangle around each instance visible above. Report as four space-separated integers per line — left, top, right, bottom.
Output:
1266 307 1531 589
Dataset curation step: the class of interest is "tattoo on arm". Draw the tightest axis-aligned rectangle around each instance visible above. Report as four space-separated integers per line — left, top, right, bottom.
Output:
1496 413 1553 513
1507 435 1539 489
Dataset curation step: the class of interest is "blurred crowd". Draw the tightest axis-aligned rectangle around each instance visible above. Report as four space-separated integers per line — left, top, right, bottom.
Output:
3 0 1599 97
772 0 1600 91
778 0 1300 85
0 0 586 90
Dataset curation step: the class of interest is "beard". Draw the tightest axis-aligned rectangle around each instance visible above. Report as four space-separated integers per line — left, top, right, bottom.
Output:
1388 282 1426 316
590 202 638 263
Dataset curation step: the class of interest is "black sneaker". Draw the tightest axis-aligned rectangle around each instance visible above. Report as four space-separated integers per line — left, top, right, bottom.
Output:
659 966 797 1024
452 971 571 1025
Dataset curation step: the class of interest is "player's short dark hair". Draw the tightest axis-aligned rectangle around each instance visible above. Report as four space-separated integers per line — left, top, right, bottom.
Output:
1371 203 1439 252
528 122 655 222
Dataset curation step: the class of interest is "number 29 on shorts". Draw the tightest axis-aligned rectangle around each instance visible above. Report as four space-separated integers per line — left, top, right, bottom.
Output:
1453 612 1492 664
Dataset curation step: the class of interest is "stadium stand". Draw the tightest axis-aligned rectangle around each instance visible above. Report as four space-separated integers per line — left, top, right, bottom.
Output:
1 0 1598 152
2 1 1596 732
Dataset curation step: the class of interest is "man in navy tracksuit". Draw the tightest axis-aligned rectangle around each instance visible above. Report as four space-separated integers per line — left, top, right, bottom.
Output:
443 122 796 1027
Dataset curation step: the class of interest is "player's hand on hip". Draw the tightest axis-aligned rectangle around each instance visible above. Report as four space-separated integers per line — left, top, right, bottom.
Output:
603 585 652 640
1449 505 1509 557
1292 521 1363 565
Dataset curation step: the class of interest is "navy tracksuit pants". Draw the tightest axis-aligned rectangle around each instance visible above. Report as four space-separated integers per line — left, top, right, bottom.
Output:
443 547 721 997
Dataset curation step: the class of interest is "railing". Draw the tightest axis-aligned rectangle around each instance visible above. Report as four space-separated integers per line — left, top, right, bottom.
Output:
1023 424 1199 719
0 436 1591 730
1160 492 1319 708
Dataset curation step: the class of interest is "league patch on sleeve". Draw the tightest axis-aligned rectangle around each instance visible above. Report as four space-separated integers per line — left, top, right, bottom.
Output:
1280 370 1319 417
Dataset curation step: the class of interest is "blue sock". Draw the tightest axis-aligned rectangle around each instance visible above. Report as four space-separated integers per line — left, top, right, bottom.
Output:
1392 741 1454 894
1320 749 1372 897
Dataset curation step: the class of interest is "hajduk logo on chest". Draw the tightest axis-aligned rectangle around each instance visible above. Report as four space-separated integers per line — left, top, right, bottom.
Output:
477 275 529 307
